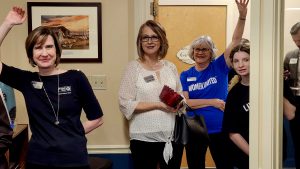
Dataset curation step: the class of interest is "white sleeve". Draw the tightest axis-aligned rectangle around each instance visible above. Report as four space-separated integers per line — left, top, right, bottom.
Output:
118 61 139 120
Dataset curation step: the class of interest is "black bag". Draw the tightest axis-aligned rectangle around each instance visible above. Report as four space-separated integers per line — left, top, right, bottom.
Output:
185 113 209 142
174 113 189 145
174 110 209 145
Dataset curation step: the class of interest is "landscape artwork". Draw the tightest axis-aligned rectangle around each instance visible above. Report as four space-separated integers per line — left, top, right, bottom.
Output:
41 15 89 50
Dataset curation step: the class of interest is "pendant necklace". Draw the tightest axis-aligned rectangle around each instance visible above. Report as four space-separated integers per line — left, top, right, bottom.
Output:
38 74 60 125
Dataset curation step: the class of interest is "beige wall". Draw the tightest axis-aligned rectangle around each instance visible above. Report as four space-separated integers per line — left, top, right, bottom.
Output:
284 1 300 54
1 0 299 157
0 0 134 150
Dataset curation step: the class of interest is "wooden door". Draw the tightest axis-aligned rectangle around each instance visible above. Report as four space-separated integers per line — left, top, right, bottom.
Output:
154 1 227 168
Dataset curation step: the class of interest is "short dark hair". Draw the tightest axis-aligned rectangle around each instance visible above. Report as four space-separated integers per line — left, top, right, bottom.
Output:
229 38 250 63
25 26 62 67
290 22 300 35
136 20 168 60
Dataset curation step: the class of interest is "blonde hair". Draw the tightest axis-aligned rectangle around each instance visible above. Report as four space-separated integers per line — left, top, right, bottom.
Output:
136 20 168 61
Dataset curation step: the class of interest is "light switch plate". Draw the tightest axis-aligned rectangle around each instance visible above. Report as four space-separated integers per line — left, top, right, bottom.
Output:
87 75 107 90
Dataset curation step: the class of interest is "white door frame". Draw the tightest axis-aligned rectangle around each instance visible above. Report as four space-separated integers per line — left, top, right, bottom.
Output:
132 0 153 58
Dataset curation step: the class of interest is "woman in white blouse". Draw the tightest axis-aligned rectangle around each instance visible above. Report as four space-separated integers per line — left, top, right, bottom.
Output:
119 20 183 169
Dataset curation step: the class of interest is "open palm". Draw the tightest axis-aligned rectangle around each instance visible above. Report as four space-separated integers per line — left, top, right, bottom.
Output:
236 0 249 18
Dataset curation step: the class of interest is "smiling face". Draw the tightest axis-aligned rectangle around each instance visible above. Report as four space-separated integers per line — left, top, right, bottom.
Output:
232 51 250 77
32 35 57 70
26 26 62 68
193 43 212 66
141 26 161 58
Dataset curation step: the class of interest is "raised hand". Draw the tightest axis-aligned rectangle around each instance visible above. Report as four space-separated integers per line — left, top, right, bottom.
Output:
235 0 249 19
5 6 26 26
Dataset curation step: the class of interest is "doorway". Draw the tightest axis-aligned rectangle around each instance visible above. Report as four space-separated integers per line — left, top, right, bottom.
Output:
153 0 229 168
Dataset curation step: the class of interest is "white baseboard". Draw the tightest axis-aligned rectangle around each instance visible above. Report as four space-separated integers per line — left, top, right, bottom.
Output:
87 146 218 169
182 167 293 169
87 145 130 154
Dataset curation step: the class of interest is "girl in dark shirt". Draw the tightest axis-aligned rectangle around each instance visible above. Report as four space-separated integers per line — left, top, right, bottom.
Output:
222 40 250 169
223 40 297 169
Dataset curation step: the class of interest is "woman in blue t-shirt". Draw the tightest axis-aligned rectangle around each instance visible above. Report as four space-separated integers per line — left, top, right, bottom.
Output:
179 0 249 168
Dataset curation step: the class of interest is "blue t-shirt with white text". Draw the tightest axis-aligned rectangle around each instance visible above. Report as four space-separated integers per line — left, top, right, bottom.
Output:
180 54 230 133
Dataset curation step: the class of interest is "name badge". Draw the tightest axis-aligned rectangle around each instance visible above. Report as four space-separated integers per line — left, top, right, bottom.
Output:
144 75 155 83
32 81 43 89
187 77 196 82
290 58 298 64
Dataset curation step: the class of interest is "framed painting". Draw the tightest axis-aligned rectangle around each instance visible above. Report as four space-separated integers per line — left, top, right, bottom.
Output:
27 2 102 63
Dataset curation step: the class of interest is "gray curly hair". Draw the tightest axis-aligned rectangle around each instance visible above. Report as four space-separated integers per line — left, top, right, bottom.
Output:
188 35 218 61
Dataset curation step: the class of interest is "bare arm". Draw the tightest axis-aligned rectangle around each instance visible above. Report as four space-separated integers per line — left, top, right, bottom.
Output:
134 101 177 113
83 117 104 134
224 0 249 66
229 133 249 155
0 7 26 73
283 97 296 120
183 91 225 111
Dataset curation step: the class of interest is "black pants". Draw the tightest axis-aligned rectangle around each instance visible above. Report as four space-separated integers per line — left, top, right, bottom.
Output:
208 133 235 169
0 155 8 169
184 132 208 169
231 145 249 169
182 132 234 169
289 96 300 169
130 140 183 169
26 163 90 169
283 123 288 162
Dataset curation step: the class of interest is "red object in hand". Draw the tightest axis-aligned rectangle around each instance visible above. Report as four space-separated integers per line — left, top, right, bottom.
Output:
159 85 183 108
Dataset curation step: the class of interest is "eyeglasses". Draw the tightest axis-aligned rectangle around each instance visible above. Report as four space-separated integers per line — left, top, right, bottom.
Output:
141 36 160 42
194 48 210 53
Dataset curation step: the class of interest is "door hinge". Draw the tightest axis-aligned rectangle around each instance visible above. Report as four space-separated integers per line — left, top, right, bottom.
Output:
150 2 158 17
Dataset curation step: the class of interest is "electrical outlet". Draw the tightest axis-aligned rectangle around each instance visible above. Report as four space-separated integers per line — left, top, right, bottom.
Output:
88 75 107 90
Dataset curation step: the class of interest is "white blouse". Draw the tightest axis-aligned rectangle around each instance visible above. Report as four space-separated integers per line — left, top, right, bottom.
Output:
118 59 182 143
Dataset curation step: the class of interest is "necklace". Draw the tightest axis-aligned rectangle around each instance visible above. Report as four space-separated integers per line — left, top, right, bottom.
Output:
38 74 60 125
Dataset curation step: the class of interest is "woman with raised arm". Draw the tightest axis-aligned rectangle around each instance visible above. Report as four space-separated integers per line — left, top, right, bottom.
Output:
179 0 249 168
0 7 104 169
